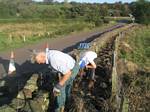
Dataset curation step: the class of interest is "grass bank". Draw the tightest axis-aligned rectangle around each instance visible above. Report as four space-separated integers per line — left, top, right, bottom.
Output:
120 25 150 69
119 25 150 112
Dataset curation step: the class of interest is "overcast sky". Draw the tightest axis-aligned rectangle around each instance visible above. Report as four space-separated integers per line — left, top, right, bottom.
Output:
33 0 136 3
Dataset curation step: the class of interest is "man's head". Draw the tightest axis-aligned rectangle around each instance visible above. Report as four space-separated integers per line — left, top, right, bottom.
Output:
31 51 46 64
35 52 46 64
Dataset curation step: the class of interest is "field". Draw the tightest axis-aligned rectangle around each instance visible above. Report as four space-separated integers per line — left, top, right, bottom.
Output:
0 19 96 51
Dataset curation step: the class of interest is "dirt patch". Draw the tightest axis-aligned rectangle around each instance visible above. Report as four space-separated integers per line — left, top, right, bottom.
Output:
121 70 150 112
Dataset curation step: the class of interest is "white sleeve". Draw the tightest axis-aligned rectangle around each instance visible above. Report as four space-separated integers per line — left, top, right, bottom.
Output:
87 53 97 63
88 57 95 63
57 65 69 74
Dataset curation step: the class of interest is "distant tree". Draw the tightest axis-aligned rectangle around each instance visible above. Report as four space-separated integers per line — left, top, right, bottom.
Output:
113 2 123 16
123 3 131 16
44 0 53 3
131 0 150 24
41 7 61 18
0 0 34 18
100 3 109 16
64 0 68 3
0 0 133 20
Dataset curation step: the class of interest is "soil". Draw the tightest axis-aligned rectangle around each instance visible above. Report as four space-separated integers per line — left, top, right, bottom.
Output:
66 38 115 112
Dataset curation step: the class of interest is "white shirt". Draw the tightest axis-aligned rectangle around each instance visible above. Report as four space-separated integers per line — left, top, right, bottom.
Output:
46 50 75 74
79 51 97 68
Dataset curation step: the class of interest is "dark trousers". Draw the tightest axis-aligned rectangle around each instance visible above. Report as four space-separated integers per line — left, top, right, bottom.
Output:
54 63 79 112
85 68 95 80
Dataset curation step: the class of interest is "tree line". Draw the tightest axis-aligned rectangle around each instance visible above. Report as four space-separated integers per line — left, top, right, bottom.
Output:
0 0 149 24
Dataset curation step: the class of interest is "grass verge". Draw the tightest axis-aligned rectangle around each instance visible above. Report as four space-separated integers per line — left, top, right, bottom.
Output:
119 25 150 112
120 25 150 69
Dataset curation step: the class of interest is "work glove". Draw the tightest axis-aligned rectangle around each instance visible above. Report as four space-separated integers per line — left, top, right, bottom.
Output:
53 83 62 96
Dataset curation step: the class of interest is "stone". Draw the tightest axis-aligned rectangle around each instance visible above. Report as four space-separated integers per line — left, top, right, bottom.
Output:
0 80 5 87
17 88 32 99
10 98 26 109
24 83 38 92
0 105 16 112
100 82 107 88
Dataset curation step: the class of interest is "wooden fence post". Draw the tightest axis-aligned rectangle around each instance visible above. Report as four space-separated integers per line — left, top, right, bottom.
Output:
9 34 13 43
23 35 26 42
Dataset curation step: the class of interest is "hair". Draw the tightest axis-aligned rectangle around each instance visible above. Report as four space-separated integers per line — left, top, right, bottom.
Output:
30 49 46 63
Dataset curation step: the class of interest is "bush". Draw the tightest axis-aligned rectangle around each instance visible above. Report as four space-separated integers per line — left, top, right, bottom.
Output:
94 20 103 26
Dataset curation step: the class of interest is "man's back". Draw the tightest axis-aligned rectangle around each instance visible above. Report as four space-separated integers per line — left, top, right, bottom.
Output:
46 50 75 74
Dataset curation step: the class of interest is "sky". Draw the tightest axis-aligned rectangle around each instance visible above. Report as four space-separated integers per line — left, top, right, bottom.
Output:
34 0 137 3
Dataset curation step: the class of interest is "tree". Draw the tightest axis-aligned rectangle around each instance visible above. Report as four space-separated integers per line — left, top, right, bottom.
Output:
131 0 150 24
44 0 53 3
0 0 34 18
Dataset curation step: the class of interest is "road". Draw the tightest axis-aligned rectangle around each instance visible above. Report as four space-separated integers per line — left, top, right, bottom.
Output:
0 24 124 76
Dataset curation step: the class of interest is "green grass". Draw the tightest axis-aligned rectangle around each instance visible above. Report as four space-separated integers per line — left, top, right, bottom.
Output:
106 16 132 23
36 4 65 10
0 32 8 51
120 26 150 68
0 18 84 24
